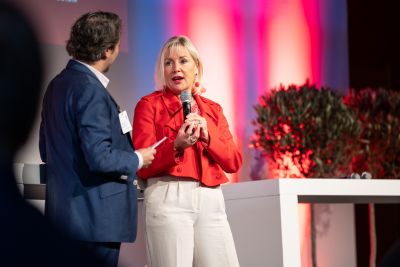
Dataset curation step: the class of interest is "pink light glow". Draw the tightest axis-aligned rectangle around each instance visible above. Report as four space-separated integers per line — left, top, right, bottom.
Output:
256 0 269 96
167 0 189 35
263 1 322 265
266 0 312 89
228 0 246 138
303 0 322 87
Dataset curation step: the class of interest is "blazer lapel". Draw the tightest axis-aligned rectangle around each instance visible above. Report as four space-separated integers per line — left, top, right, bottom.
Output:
194 94 218 124
162 89 184 132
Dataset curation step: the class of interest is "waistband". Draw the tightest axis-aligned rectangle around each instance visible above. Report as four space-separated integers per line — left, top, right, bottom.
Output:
147 176 220 189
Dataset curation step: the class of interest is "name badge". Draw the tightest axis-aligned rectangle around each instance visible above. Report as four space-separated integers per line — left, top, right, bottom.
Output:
118 110 132 134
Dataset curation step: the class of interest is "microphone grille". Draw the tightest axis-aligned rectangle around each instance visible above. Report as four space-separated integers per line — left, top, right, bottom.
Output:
180 91 191 103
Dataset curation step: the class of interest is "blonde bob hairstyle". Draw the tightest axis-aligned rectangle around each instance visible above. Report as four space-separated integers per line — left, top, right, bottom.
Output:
154 35 203 94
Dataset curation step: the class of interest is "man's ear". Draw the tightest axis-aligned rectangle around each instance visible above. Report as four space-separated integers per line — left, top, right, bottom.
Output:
101 51 108 60
102 48 112 60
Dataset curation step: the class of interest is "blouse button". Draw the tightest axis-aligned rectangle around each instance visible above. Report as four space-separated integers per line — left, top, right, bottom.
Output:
177 166 182 172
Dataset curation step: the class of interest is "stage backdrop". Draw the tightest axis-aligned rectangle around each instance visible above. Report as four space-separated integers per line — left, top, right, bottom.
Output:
15 0 348 181
14 1 349 266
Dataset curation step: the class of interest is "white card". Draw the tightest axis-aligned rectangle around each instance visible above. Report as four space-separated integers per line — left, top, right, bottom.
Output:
118 110 132 134
151 136 167 149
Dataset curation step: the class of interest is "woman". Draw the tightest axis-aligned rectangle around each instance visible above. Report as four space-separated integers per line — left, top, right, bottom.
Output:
132 35 242 267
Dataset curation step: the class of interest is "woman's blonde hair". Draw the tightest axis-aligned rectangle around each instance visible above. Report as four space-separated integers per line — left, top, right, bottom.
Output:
154 35 203 94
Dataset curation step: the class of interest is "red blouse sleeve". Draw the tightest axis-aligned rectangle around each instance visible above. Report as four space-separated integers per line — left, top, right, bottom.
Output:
132 98 179 178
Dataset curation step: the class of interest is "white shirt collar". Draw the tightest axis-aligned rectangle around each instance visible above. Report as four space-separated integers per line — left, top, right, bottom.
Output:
74 59 110 88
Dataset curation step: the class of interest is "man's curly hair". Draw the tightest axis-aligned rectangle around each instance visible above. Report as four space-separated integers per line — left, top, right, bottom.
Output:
66 11 121 63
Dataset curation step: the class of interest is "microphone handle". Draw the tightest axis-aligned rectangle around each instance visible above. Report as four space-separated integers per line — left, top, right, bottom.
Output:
183 101 191 119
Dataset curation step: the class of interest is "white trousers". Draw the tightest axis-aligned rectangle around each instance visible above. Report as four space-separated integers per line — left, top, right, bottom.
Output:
144 176 240 267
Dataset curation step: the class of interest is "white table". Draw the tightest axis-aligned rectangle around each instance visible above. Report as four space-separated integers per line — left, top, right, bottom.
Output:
222 178 400 267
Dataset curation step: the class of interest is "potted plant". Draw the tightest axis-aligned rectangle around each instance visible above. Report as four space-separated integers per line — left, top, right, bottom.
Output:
251 81 361 267
252 82 360 179
344 88 400 178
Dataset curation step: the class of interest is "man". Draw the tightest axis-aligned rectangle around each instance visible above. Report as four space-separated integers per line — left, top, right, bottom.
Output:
39 11 156 267
0 2 109 266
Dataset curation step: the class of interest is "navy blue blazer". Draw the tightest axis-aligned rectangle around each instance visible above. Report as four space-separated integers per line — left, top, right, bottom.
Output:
39 60 139 242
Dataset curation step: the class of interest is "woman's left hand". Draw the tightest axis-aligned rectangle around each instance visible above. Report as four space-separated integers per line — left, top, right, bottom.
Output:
185 113 209 144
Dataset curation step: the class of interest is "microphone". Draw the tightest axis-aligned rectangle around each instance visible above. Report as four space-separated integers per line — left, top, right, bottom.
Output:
180 91 191 119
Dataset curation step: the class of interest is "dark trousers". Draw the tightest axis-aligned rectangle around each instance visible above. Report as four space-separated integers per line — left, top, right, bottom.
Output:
80 241 121 267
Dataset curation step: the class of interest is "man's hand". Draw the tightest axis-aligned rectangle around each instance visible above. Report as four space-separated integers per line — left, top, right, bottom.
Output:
136 147 157 168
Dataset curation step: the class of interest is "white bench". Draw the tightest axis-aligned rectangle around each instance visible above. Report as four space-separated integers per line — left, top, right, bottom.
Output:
14 163 46 213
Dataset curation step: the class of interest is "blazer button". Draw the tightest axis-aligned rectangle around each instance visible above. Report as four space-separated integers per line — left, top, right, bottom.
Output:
160 110 165 115
216 174 221 179
177 166 182 172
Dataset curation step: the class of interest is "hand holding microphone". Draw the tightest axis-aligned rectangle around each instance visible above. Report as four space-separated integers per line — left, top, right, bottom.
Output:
174 120 201 151
175 91 209 151
185 113 209 144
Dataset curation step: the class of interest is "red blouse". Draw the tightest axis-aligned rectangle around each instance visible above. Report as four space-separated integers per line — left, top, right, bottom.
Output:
131 89 242 186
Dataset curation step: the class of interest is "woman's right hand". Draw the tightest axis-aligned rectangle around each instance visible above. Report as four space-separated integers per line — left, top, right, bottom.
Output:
174 120 201 152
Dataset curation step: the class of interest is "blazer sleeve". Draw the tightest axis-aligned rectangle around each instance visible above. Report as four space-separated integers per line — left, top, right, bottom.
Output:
75 83 139 179
204 104 242 173
132 98 178 178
